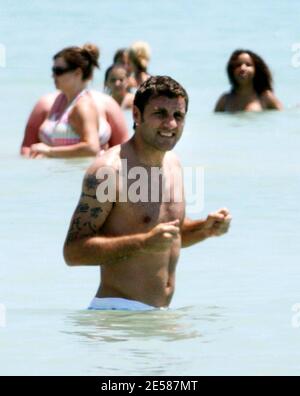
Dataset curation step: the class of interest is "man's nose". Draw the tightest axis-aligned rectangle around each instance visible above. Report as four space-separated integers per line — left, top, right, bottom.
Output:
162 116 177 129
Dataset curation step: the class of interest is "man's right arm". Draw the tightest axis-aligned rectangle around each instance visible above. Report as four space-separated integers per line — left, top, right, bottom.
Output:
63 163 144 266
63 165 180 266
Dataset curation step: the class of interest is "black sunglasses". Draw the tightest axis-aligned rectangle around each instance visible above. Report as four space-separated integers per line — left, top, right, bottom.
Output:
52 65 77 76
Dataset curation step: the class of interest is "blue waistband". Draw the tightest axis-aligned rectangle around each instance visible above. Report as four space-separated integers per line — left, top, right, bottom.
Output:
88 297 156 311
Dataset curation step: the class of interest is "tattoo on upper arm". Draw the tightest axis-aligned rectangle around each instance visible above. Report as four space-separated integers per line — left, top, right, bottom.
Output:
65 172 114 245
78 203 89 213
66 199 104 244
81 192 97 199
85 175 98 190
91 207 102 218
81 175 98 199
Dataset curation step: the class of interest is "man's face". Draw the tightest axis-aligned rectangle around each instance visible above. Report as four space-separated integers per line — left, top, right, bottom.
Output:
134 95 186 152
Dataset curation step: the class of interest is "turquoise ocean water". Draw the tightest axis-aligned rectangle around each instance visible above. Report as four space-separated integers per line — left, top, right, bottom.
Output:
1 0 300 375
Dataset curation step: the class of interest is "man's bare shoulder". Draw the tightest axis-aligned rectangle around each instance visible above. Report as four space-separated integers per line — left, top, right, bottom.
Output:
86 145 123 175
165 151 182 168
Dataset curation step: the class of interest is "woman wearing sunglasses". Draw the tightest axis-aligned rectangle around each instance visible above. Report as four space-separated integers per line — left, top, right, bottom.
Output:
21 44 129 158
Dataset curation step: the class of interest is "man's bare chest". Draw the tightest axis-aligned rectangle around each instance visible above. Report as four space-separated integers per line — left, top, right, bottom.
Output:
102 200 185 235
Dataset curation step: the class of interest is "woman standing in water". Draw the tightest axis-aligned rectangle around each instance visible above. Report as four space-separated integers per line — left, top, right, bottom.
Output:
215 49 282 112
104 64 134 110
22 44 128 158
20 92 59 156
128 41 151 88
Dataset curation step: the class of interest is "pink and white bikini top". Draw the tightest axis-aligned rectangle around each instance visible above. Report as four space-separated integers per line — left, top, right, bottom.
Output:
39 89 111 147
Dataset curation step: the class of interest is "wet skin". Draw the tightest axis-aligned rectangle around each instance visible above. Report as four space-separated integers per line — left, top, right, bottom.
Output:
64 96 231 307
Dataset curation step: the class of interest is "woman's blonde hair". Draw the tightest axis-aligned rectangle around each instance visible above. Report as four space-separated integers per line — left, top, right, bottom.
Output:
128 41 151 72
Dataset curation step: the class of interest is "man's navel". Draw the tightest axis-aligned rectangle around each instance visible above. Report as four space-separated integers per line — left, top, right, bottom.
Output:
143 215 151 224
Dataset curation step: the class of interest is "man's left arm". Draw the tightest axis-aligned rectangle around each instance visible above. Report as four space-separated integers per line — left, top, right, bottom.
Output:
181 208 232 248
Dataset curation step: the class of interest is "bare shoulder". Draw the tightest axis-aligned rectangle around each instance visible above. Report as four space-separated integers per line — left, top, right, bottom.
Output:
261 89 275 99
90 90 119 110
165 151 182 169
87 145 122 175
38 92 59 107
90 90 127 130
122 93 134 109
90 90 109 103
214 92 230 112
65 147 122 244
73 94 98 118
29 93 58 119
79 146 122 208
105 94 124 114
261 89 275 104
46 92 65 113
261 90 283 110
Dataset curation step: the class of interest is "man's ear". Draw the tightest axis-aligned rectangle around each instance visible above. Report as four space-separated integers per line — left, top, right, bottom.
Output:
133 105 142 127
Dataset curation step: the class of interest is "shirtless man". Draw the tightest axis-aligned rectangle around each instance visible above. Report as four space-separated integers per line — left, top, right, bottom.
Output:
63 76 232 310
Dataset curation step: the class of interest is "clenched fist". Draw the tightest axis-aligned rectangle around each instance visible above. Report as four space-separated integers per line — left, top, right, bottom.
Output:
143 220 180 252
203 208 231 237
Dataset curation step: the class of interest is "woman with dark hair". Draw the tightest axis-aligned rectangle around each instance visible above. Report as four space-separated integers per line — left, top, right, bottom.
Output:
22 43 128 158
111 48 136 90
215 49 282 112
104 65 134 110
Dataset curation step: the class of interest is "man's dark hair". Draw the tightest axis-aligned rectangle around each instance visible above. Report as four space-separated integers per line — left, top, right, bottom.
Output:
133 75 189 117
227 49 273 95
